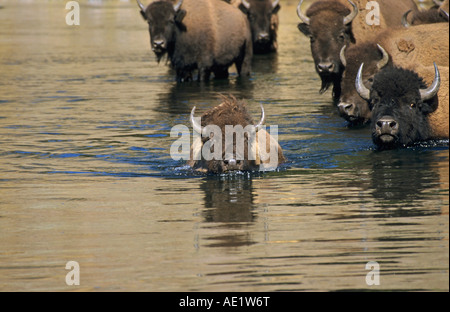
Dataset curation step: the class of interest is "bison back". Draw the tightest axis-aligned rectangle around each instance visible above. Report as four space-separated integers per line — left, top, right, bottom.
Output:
174 0 251 70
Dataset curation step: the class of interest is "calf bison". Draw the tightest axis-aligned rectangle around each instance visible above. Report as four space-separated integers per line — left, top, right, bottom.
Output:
136 0 253 82
236 0 281 54
187 95 285 173
296 0 418 100
356 63 447 149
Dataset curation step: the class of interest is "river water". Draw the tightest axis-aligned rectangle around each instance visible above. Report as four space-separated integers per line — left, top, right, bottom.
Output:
0 0 448 291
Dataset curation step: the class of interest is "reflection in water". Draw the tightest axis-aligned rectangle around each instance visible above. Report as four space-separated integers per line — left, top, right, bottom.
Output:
200 175 256 248
369 149 442 205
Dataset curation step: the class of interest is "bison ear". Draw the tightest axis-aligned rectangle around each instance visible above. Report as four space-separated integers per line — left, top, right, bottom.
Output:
175 9 186 24
238 3 249 14
139 10 147 21
297 23 311 37
420 97 439 115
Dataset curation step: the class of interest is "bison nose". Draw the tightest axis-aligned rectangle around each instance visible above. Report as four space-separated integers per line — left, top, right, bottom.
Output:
376 116 398 133
152 39 165 49
257 32 270 42
338 102 355 116
317 62 335 73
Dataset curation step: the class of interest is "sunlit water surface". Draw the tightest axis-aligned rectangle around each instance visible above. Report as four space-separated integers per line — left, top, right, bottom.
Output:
0 0 448 291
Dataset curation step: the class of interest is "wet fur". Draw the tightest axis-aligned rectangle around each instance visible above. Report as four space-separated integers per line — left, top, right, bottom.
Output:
369 66 439 148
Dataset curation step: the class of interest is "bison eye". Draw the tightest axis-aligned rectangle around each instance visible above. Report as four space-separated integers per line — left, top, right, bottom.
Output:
410 103 415 108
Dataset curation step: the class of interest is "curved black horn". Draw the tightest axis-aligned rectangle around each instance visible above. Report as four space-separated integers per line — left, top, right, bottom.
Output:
402 10 412 27
420 63 441 101
297 0 310 25
355 63 371 101
343 0 358 25
376 44 389 69
173 0 183 12
241 0 251 10
254 104 266 132
190 106 202 134
340 45 347 67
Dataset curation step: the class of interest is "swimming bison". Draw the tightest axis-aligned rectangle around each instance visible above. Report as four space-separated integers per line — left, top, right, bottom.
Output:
136 0 253 82
188 95 285 173
356 63 446 149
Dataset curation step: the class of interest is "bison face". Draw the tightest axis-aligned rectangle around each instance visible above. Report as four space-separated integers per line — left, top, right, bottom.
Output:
137 0 186 62
189 99 269 174
338 44 390 126
297 0 357 96
239 0 280 53
356 64 440 149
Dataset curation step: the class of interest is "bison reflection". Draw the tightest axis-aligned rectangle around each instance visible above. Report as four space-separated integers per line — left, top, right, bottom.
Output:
188 95 285 174
201 176 256 248
356 63 442 149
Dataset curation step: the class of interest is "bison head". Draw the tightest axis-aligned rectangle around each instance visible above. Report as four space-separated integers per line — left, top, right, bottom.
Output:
238 0 281 54
297 0 358 98
188 96 282 174
136 0 186 62
338 43 390 126
356 63 441 149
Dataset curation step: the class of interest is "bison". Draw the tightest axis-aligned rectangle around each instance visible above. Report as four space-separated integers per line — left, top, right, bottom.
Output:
355 62 448 149
136 0 253 82
187 95 285 174
337 23 449 125
296 0 418 100
338 43 391 125
235 0 281 54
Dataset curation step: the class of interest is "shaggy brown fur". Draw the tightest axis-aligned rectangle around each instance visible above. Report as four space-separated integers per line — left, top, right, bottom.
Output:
188 95 285 174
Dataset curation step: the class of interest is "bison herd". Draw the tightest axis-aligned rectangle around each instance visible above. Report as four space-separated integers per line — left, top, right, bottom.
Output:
136 0 449 173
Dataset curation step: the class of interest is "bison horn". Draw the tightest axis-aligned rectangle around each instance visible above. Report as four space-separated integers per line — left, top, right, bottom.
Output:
440 9 450 21
241 0 251 10
254 104 266 132
376 44 389 69
402 10 412 27
136 0 145 12
173 0 183 12
340 45 347 67
355 63 371 101
272 0 280 9
190 106 202 134
343 0 358 25
433 0 443 6
420 62 441 101
297 0 310 25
